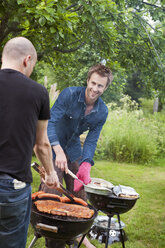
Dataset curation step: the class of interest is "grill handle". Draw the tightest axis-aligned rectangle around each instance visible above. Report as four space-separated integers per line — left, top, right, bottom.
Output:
36 223 58 233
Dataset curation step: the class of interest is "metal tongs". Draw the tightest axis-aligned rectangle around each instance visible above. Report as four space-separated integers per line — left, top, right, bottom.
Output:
31 162 76 202
67 169 85 186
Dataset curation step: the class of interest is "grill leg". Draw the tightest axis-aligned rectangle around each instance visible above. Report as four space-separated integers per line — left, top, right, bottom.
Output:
105 215 112 248
117 214 125 248
77 234 86 248
28 235 38 248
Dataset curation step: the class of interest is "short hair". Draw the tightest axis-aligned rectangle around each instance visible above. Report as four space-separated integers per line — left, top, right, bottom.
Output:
87 64 113 87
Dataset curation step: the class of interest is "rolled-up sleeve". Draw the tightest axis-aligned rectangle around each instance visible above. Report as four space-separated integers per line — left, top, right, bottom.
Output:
80 111 108 165
47 88 71 145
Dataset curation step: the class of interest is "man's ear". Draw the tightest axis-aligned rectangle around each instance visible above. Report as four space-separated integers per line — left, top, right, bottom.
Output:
23 55 31 67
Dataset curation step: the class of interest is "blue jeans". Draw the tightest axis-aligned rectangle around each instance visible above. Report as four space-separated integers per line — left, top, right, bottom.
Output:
0 179 31 248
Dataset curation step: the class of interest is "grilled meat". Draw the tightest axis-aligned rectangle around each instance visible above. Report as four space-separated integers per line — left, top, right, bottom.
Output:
34 200 94 219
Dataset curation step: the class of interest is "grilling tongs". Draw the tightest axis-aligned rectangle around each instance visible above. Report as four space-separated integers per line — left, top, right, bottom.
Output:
67 169 85 186
31 162 77 203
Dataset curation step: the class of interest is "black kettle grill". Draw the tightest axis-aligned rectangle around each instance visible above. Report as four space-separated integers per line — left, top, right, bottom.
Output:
28 200 97 248
86 190 139 248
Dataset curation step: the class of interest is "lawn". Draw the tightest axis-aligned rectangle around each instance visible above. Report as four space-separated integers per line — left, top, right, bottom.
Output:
26 159 165 248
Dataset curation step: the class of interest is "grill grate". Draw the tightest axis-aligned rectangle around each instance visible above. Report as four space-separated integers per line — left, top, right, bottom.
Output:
31 202 96 222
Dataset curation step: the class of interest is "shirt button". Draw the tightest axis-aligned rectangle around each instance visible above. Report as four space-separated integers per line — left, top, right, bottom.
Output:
70 116 72 119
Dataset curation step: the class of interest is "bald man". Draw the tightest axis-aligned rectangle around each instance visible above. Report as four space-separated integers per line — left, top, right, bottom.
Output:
0 37 59 248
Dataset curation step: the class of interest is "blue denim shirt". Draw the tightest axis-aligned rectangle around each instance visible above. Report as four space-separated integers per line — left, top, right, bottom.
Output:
48 87 108 165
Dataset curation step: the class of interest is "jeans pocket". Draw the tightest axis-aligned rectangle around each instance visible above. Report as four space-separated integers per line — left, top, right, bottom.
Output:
0 196 28 232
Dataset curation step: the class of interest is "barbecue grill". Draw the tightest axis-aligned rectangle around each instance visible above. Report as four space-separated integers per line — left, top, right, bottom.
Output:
85 190 139 248
28 200 97 248
29 164 139 247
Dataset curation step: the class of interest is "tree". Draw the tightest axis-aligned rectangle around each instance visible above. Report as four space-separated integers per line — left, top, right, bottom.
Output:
0 0 165 107
0 0 118 59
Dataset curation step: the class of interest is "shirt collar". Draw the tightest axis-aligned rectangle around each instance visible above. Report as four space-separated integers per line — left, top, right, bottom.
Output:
78 87 100 112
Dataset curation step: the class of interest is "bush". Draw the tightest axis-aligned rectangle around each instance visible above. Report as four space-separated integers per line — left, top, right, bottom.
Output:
149 113 165 156
95 95 165 164
139 97 154 115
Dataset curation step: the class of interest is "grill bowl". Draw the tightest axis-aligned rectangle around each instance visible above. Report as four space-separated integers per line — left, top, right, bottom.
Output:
86 191 139 215
30 201 98 241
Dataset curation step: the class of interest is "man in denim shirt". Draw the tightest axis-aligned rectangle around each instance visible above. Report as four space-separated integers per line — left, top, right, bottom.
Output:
40 64 113 248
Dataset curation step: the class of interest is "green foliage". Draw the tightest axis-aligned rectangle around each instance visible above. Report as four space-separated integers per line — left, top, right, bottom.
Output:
0 1 165 91
139 97 154 115
149 112 165 156
95 95 165 164
124 72 145 103
35 62 57 91
0 0 165 107
0 0 116 58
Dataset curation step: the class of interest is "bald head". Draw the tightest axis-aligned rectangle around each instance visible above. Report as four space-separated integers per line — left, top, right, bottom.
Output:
1 37 37 77
2 37 37 63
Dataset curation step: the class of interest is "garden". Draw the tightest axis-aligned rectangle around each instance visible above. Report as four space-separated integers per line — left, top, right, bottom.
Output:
1 1 164 248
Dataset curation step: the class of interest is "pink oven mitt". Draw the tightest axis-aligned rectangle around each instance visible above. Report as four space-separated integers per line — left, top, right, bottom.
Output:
74 162 91 192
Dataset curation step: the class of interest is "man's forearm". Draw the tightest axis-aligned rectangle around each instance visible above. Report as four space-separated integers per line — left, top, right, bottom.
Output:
52 144 64 154
52 144 68 172
33 142 54 175
81 126 103 165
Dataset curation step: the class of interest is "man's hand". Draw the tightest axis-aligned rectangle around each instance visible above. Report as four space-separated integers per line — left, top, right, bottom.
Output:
44 170 60 189
53 144 68 173
74 162 91 192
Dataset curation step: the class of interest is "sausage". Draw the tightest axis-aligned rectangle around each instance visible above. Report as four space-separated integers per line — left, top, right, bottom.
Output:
73 197 88 207
32 191 45 200
60 196 71 203
60 196 87 206
37 193 61 201
32 192 87 206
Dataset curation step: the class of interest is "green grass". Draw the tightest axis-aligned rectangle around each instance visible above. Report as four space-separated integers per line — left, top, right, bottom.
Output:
26 159 165 248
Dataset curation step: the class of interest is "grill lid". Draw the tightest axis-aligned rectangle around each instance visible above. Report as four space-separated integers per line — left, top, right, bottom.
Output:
84 178 139 199
84 178 114 196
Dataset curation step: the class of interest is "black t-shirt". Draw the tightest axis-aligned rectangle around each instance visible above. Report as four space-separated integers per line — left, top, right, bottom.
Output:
0 69 50 183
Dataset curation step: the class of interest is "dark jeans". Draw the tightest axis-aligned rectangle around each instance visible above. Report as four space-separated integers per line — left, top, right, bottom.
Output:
39 159 87 248
0 178 31 248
